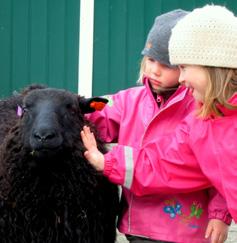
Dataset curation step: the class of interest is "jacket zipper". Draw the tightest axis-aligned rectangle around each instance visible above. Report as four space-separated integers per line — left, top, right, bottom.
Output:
140 97 183 146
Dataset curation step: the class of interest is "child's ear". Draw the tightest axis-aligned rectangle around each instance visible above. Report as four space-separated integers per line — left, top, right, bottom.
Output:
79 97 108 114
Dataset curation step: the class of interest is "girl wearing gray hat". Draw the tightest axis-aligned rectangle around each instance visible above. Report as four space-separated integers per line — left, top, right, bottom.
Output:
84 8 231 243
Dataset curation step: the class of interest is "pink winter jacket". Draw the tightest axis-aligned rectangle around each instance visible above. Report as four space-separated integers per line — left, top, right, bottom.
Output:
102 88 237 223
88 78 231 242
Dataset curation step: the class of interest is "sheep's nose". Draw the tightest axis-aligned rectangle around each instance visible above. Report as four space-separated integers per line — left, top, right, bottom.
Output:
31 127 63 150
33 129 56 142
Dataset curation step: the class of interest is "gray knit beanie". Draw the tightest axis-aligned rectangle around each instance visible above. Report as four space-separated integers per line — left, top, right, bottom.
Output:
169 5 237 68
141 9 189 67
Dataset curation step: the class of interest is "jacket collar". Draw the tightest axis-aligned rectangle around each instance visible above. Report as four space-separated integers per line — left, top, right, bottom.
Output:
143 76 190 106
216 93 237 116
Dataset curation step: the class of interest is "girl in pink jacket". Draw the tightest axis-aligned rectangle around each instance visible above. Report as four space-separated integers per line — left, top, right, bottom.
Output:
82 5 237 226
85 9 231 243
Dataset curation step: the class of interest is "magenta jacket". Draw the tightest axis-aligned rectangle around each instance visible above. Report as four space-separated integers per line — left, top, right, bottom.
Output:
101 88 237 223
88 78 231 242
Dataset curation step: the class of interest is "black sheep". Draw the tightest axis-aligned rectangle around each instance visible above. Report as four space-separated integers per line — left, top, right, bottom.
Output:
0 88 119 243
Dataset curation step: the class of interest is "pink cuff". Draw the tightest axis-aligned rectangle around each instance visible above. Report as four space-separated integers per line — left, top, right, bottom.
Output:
209 211 232 225
103 153 114 176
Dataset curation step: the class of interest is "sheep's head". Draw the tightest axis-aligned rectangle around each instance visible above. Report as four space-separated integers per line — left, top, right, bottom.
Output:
18 88 107 159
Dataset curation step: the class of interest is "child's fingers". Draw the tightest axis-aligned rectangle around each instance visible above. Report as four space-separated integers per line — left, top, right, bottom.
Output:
205 224 212 239
84 125 92 135
211 233 220 243
81 128 91 149
81 126 98 149
216 233 227 243
84 126 97 145
81 130 87 142
82 126 89 135
210 231 227 243
82 126 89 138
82 126 94 140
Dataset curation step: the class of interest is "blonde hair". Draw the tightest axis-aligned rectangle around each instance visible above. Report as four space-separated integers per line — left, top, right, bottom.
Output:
198 67 237 117
137 57 146 85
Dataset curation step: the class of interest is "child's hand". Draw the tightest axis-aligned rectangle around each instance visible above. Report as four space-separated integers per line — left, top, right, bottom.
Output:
205 219 229 243
81 126 105 171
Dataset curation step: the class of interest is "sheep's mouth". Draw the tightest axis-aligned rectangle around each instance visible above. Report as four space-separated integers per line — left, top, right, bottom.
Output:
29 134 63 153
30 146 63 158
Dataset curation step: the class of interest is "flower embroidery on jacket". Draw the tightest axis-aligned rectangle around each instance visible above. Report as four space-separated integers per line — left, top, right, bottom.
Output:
163 204 182 218
189 202 203 219
163 199 182 218
163 199 204 228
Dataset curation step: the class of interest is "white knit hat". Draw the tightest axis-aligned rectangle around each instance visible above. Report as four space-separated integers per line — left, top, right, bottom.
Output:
169 5 237 68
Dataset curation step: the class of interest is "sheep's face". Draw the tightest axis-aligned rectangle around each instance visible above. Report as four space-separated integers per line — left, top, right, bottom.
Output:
20 89 85 158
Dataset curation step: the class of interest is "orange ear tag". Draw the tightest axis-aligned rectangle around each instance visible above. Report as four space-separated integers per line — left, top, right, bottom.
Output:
90 101 106 111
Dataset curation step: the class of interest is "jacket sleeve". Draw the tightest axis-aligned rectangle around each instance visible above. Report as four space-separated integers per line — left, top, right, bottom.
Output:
86 93 123 143
103 118 211 195
207 188 232 225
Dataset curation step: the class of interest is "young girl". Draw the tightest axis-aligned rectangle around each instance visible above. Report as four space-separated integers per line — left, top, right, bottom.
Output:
81 5 237 225
84 9 231 243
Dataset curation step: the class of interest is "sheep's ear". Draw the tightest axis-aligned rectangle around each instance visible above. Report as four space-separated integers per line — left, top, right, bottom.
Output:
79 97 108 114
17 105 23 117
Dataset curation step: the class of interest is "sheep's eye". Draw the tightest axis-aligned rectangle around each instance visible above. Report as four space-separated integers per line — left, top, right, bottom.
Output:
23 104 33 114
22 106 28 113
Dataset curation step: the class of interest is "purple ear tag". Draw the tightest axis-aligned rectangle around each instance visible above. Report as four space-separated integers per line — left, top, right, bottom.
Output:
17 106 23 117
